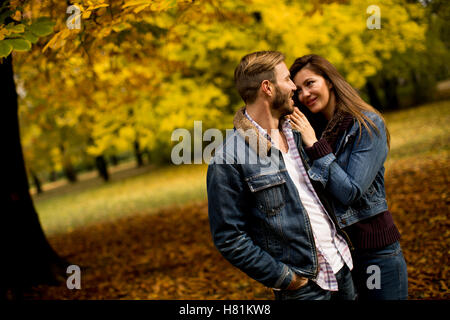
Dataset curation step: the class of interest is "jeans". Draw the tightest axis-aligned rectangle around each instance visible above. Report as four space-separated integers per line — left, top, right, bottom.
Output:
351 241 408 300
273 264 356 300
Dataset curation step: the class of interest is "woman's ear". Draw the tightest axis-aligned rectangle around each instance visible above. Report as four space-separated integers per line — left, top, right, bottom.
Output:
326 79 333 90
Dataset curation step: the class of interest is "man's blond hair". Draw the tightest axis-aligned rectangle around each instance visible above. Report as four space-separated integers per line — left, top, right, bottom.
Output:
234 51 285 104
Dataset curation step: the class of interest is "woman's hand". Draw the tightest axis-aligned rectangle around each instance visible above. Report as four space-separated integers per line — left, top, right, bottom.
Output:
287 108 318 147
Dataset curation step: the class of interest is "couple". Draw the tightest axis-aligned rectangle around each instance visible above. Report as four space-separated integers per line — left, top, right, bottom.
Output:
206 51 408 300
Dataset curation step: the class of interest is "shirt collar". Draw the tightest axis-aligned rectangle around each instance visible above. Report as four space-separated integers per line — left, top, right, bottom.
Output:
244 109 293 142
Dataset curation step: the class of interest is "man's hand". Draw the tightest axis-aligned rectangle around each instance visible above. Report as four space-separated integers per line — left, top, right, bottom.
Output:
287 272 309 290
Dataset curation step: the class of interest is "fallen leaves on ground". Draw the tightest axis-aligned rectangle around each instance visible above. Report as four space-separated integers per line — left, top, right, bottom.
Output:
24 156 449 300
24 201 274 300
385 156 449 299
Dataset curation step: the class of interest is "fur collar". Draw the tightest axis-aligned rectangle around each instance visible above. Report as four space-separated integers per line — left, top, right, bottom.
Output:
232 107 273 156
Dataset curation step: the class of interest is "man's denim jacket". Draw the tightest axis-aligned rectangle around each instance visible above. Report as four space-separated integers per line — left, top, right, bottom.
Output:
307 111 389 228
207 108 346 290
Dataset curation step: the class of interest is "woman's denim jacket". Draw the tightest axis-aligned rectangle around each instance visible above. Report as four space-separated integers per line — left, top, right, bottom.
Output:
306 111 389 228
207 108 349 290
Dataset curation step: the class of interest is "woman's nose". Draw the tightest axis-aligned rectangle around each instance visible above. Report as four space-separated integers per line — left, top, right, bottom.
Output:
302 88 311 97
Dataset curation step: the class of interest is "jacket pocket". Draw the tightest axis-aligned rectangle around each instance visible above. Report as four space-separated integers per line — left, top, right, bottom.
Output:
246 172 286 216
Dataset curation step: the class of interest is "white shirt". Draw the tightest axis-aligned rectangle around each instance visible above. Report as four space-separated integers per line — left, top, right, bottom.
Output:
282 147 344 273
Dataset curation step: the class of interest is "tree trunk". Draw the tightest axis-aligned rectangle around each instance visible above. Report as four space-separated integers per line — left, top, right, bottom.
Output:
30 170 43 194
365 80 383 111
145 149 152 164
134 139 143 167
0 53 68 298
382 77 400 110
48 170 57 182
60 144 77 183
95 155 109 181
410 70 435 106
110 154 119 166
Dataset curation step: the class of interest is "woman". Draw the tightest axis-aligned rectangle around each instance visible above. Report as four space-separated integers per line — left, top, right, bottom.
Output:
287 54 408 300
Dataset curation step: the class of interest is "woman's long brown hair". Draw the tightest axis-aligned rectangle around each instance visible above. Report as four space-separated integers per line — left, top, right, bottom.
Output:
289 54 390 148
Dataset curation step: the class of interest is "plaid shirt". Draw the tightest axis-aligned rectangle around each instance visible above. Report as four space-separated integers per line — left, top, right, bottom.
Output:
244 110 353 291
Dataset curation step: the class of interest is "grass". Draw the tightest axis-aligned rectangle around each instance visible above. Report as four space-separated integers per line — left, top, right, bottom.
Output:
384 100 450 163
33 100 450 236
34 164 208 235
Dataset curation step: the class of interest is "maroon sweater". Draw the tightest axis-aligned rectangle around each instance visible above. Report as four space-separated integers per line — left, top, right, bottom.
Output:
304 113 400 249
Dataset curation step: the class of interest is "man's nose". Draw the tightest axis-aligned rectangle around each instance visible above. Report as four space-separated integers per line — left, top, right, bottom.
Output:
289 79 297 91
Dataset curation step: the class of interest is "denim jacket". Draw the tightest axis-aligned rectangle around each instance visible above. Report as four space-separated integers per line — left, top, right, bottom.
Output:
206 108 348 290
306 111 389 228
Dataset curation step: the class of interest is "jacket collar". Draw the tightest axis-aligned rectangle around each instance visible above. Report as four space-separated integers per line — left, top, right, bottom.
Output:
233 107 273 156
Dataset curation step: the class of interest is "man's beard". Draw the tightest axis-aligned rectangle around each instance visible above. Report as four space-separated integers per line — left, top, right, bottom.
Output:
272 84 294 117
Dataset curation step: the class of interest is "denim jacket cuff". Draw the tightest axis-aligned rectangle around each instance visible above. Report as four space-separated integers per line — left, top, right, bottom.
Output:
273 265 294 290
307 153 336 187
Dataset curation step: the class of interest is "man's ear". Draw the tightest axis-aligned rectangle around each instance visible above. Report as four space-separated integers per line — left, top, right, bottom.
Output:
261 80 273 97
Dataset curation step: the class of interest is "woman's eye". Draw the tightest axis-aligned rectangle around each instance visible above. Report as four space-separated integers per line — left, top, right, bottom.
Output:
307 81 314 86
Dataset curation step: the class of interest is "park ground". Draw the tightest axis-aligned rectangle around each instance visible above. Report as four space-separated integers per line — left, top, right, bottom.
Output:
24 100 449 299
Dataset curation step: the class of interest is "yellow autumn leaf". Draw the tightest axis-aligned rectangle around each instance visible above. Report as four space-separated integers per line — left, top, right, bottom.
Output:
82 10 92 19
133 4 150 13
122 1 150 9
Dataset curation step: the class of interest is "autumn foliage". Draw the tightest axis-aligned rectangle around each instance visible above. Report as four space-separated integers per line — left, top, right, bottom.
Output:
8 0 433 177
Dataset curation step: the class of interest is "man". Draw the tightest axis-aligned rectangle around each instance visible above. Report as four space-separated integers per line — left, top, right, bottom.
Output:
207 51 355 300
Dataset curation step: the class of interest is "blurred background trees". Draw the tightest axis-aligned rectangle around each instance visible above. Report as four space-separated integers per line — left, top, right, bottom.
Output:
5 0 446 190
3 0 447 188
